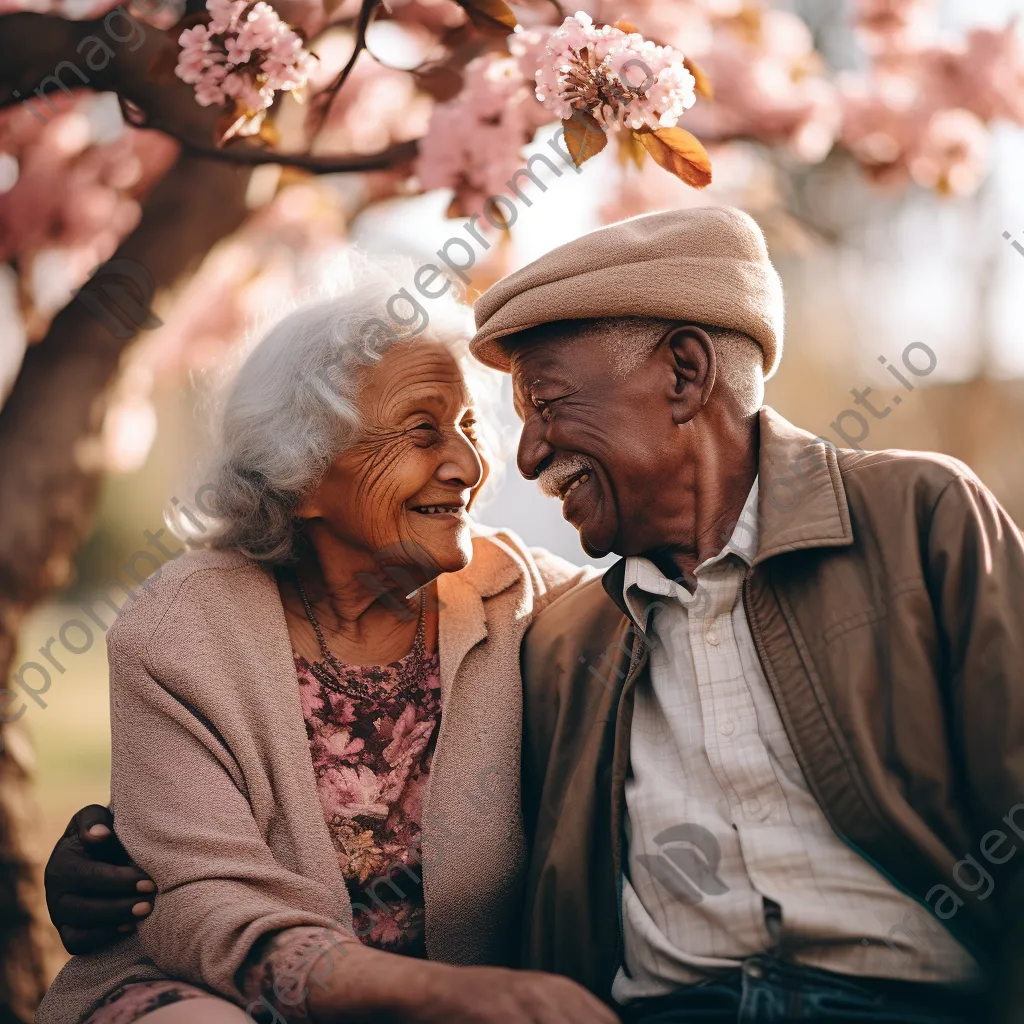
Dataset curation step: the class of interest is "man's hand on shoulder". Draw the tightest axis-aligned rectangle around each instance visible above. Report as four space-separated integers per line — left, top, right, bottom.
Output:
44 804 156 954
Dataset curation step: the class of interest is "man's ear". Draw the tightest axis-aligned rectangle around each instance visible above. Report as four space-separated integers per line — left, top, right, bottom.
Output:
663 325 716 425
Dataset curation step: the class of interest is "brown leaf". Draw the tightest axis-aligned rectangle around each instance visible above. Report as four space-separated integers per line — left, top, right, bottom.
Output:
636 126 712 188
257 117 281 147
215 104 265 147
683 56 714 100
215 110 247 147
487 200 511 230
561 110 608 167
414 64 465 102
454 0 517 34
612 18 640 33
619 131 647 170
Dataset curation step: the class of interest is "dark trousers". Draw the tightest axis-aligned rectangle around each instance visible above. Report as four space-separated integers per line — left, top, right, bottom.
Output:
619 956 985 1023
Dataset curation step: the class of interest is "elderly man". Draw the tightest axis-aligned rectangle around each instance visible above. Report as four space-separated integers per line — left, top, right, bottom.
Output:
467 206 1024 1023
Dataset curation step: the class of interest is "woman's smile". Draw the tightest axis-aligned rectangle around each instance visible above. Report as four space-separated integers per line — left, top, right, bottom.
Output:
407 500 469 521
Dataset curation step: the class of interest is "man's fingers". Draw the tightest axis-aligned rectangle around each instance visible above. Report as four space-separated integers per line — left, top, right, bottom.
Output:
52 893 152 928
72 805 137 866
70 858 155 897
72 804 114 842
56 924 133 956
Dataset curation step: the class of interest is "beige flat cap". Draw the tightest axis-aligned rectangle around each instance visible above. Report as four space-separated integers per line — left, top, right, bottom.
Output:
470 206 785 378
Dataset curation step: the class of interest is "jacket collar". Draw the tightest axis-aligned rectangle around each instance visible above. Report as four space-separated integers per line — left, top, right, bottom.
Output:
602 406 854 614
435 524 524 704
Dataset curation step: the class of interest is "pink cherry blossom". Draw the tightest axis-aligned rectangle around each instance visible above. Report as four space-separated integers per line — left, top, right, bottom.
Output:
680 9 841 163
206 0 241 35
175 0 316 126
854 0 937 55
963 24 1024 125
839 72 917 187
0 94 177 342
908 107 990 196
514 12 698 133
911 25 1024 127
838 8 1022 197
415 53 546 219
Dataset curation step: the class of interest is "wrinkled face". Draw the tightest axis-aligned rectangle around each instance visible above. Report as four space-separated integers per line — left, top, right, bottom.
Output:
510 325 681 558
300 340 485 581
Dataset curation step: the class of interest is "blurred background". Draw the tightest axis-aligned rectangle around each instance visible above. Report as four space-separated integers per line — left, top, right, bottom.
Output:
1 0 1023 1017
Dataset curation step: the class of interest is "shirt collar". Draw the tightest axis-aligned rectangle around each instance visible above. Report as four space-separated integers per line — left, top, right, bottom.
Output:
621 476 760 634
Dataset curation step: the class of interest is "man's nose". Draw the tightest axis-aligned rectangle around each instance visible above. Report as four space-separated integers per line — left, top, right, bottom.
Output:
517 415 552 480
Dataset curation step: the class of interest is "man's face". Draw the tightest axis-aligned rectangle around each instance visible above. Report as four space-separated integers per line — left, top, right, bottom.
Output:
510 325 682 558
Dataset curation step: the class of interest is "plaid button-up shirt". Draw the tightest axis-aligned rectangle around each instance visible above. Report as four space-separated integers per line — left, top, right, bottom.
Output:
612 478 979 1002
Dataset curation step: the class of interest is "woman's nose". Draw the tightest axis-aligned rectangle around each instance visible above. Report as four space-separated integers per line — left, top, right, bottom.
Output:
437 430 483 489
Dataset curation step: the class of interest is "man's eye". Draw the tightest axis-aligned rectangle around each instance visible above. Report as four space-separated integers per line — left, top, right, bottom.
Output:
412 422 435 432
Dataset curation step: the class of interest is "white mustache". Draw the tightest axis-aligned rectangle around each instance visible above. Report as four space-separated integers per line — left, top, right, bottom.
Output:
537 453 594 499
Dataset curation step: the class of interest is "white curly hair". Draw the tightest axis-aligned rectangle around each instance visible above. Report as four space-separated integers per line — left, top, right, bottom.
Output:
166 255 502 563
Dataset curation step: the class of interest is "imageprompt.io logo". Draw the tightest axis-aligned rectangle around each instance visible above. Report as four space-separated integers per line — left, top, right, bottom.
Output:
636 823 729 905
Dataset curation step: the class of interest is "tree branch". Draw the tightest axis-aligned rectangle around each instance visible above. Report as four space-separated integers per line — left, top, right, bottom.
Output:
0 11 415 175
121 101 418 172
310 0 380 138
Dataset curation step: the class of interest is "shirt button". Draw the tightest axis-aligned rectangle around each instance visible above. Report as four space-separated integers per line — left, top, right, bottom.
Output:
719 720 735 736
704 630 719 646
745 799 761 816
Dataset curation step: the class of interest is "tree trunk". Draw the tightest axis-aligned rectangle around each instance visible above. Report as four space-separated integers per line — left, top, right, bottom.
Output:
0 149 252 1020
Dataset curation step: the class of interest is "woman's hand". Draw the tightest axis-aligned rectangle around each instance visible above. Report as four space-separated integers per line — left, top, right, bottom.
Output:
308 944 620 1024
408 964 622 1024
44 805 156 954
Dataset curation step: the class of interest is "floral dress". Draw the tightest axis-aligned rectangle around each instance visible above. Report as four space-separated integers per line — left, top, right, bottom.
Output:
85 618 441 1023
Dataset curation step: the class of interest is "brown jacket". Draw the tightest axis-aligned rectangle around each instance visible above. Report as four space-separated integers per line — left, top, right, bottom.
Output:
520 407 1024 1020
39 526 592 1024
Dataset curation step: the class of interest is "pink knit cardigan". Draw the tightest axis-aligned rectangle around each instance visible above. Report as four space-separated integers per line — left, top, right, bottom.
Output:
39 525 591 1024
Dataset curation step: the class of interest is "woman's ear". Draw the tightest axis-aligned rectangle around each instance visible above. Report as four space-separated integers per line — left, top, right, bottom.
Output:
294 483 322 521
663 325 716 426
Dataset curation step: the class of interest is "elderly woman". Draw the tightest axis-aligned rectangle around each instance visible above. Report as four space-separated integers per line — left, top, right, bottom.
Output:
38 267 614 1024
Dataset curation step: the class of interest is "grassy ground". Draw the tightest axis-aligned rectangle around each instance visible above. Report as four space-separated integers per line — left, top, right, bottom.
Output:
14 600 113 982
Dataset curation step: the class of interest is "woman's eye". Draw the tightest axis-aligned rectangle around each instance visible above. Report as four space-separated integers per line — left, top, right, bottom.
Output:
408 422 439 443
